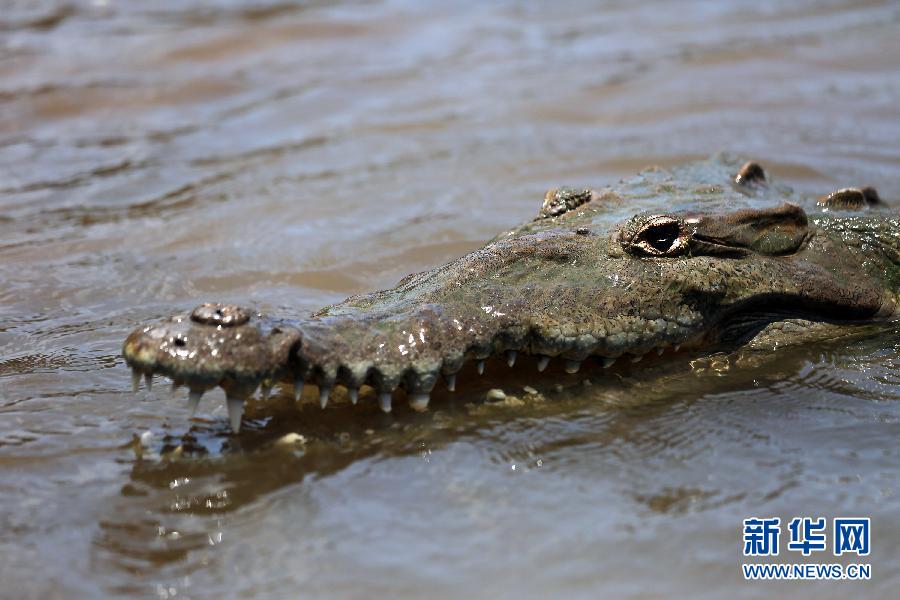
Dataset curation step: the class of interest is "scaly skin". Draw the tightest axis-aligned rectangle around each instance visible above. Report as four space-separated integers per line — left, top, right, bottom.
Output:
122 155 900 431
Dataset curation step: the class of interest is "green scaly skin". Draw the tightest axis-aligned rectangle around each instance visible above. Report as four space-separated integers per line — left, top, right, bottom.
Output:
122 155 900 431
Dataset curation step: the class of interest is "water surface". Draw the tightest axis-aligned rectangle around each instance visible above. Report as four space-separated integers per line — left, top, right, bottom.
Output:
1 1 899 597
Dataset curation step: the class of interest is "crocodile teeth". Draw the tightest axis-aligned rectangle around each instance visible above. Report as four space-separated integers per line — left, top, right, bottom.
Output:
602 357 616 368
409 393 430 411
144 373 153 391
631 354 643 363
445 373 457 392
656 347 665 356
131 370 141 393
187 390 203 416
349 388 359 405
293 377 304 402
476 360 485 375
564 360 581 374
378 393 392 413
319 386 331 409
537 356 550 372
226 395 244 433
507 350 517 367
674 344 681 352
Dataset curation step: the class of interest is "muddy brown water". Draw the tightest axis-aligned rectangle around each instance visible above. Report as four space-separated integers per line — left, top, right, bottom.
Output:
2 1 900 598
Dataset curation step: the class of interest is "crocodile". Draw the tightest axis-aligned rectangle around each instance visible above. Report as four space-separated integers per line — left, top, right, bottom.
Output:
122 155 899 432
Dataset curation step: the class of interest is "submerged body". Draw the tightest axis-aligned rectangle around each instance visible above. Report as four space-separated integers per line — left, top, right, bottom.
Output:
123 156 900 430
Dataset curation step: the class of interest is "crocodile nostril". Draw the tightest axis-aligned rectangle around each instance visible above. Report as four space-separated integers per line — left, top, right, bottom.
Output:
734 161 766 186
190 303 251 327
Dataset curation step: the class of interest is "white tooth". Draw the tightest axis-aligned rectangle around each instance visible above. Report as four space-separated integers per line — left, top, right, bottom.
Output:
319 386 331 409
144 373 153 391
131 370 141 393
293 377 304 402
187 390 203 416
602 357 616 368
564 360 581 374
674 344 681 352
349 388 359 405
378 393 392 413
537 356 550 372
260 384 272 401
139 430 153 448
507 350 517 367
631 354 644 363
409 393 430 411
445 373 457 392
476 360 485 375
226 395 244 433
656 347 665 356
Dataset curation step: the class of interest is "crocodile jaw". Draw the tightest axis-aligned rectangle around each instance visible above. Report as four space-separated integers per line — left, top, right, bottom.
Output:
122 233 895 432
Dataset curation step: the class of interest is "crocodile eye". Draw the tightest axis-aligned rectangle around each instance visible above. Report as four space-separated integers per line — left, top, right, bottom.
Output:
632 216 688 256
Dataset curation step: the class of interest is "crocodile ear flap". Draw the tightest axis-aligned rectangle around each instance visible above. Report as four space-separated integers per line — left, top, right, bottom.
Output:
691 203 809 255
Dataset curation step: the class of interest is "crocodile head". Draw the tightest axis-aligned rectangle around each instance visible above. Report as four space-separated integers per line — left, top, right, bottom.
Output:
123 156 899 431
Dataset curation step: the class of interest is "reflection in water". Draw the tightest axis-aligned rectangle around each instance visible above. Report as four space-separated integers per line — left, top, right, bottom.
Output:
93 335 900 597
1 0 899 598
